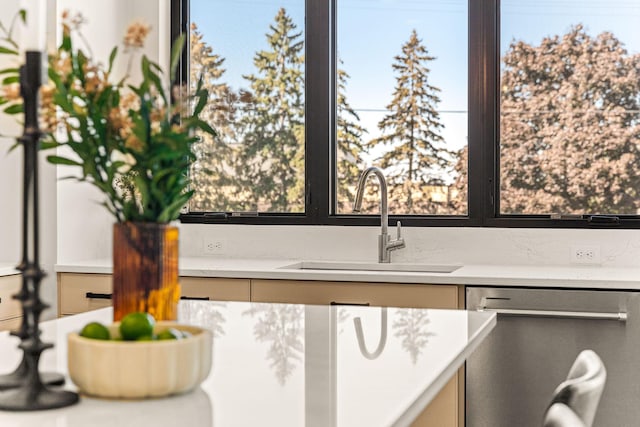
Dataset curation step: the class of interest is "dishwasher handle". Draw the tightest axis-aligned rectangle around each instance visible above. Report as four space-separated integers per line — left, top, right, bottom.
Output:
477 307 627 322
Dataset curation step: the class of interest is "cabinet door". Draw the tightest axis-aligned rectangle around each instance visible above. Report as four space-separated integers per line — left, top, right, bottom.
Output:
58 273 113 316
251 279 462 427
58 274 252 316
180 277 250 302
0 275 22 321
0 316 23 332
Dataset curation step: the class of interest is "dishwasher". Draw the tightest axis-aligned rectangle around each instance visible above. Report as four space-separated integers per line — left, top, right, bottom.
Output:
466 287 640 427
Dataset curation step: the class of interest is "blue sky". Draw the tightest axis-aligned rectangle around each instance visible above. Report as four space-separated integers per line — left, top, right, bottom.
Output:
191 0 640 154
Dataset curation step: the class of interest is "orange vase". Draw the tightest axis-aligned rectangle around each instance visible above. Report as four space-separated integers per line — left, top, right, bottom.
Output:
112 222 181 321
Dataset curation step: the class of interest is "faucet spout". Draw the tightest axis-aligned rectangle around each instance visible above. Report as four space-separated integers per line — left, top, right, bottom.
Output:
353 167 404 263
353 166 388 236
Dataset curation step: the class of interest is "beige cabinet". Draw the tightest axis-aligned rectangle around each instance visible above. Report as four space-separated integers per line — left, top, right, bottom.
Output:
251 279 464 427
0 275 23 331
57 273 251 316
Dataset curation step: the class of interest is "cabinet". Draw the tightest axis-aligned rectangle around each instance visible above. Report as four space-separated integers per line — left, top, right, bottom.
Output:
57 273 251 316
251 279 464 427
0 275 23 331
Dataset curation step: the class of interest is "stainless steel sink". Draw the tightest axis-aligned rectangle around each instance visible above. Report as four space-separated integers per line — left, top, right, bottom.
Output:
279 261 461 273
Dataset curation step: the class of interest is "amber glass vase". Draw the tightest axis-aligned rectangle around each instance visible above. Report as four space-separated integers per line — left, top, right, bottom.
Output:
112 222 181 321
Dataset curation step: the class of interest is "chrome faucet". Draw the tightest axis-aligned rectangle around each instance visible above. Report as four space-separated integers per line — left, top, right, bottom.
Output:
352 167 405 263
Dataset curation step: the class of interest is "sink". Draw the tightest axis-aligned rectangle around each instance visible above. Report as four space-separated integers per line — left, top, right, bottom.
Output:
279 261 461 274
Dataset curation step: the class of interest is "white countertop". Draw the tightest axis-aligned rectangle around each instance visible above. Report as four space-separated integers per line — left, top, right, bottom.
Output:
0 301 495 427
0 263 18 277
55 257 640 290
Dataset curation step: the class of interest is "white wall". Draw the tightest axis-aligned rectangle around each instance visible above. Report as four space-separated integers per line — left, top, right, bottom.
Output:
46 1 640 274
0 1 58 318
55 0 169 264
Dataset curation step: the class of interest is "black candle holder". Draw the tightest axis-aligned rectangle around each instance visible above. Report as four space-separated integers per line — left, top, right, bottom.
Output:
0 51 79 410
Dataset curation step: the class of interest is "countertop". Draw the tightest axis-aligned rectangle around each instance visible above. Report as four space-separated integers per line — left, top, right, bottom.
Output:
55 257 640 290
0 263 18 277
0 300 495 427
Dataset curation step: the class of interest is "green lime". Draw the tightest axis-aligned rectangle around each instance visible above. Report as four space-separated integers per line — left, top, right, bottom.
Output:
157 328 182 340
119 312 156 341
79 322 111 340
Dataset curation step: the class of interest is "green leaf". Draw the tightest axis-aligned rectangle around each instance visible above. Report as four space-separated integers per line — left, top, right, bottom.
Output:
157 192 192 223
195 119 217 136
141 56 166 103
19 9 26 24
2 75 19 85
108 46 118 74
169 33 186 82
0 46 18 55
39 141 62 151
0 68 18 75
46 155 83 166
3 104 23 115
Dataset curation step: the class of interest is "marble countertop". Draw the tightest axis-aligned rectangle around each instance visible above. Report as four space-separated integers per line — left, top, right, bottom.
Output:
0 263 18 277
0 301 495 427
54 257 640 290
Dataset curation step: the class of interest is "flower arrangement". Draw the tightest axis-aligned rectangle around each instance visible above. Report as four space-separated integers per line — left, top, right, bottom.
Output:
2 11 215 223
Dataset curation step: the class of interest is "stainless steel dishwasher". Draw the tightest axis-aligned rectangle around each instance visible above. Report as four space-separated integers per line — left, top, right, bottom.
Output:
466 287 640 427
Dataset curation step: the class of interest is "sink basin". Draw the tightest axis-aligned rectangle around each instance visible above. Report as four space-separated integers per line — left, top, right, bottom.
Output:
279 261 461 274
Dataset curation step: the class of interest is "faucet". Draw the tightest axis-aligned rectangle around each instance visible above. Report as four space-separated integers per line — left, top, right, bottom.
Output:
352 166 405 263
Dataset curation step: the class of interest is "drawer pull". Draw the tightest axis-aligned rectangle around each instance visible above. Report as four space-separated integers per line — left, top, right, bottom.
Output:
180 296 210 301
85 292 112 300
330 301 370 306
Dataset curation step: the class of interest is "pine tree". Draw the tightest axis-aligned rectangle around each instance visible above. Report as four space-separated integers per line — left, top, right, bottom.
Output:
499 25 640 214
188 22 241 211
236 8 305 212
336 62 368 212
368 30 452 214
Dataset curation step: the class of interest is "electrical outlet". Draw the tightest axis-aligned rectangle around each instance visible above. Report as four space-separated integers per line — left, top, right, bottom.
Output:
203 237 226 255
570 245 601 265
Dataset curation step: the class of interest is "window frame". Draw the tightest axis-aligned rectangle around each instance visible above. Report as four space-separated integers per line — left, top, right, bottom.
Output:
175 0 640 229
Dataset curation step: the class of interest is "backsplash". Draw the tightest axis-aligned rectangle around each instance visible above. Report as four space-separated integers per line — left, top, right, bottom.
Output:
176 224 640 268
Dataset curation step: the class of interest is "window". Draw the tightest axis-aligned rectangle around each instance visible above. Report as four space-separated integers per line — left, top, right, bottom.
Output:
499 0 640 217
175 0 640 228
335 0 468 216
187 0 305 214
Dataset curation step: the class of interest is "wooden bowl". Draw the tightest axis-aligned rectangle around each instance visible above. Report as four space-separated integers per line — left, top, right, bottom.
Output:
67 322 212 399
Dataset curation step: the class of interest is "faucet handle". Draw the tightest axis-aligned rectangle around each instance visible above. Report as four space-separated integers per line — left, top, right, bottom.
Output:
396 221 402 240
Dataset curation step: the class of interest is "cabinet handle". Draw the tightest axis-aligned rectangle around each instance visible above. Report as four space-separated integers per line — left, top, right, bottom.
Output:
478 307 627 322
85 292 112 300
330 301 370 306
180 296 210 301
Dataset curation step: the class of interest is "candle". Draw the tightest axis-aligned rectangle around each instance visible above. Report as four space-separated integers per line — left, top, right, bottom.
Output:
19 0 47 52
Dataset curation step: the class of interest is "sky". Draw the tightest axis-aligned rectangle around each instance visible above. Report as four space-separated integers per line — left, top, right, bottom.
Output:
191 0 640 157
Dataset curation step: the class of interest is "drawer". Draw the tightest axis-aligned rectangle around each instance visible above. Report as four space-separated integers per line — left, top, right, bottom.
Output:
251 280 460 309
0 316 23 332
0 275 23 320
180 277 250 302
58 273 113 315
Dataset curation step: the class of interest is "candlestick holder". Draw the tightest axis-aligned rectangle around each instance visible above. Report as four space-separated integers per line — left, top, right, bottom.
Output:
0 51 79 410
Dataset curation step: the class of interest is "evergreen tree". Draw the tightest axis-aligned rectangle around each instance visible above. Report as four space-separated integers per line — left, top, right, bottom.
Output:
188 22 241 211
237 8 305 212
498 26 640 214
336 62 368 212
244 303 304 386
368 30 452 214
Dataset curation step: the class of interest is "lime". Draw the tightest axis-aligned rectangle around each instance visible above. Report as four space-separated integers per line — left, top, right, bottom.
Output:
79 322 111 340
136 334 155 341
157 328 182 340
119 312 156 341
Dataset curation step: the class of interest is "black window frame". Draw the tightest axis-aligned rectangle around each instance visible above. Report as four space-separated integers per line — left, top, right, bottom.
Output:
175 0 640 229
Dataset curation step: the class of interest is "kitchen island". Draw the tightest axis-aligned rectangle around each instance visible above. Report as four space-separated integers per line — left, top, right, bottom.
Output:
0 300 495 427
